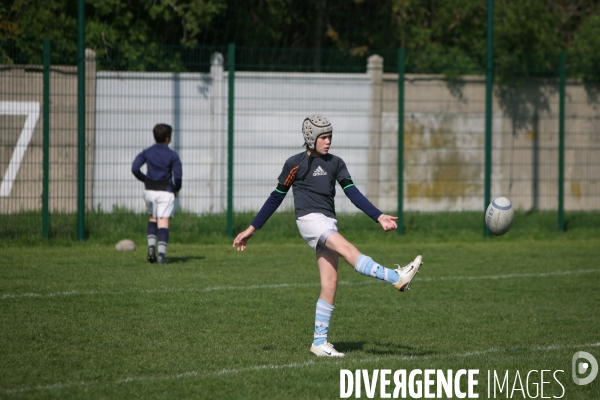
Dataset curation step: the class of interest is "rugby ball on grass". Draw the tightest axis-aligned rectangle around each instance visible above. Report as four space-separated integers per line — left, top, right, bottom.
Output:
115 239 136 251
485 197 514 235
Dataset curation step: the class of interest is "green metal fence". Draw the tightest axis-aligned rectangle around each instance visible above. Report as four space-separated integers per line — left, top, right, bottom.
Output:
1 40 599 239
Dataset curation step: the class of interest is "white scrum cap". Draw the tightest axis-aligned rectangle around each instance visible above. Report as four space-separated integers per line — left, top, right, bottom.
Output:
302 114 332 149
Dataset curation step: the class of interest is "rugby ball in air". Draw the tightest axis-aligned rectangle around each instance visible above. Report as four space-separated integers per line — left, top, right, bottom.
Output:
485 197 514 236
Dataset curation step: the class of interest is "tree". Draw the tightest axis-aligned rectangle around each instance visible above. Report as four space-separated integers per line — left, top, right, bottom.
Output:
1 0 600 75
1 0 227 66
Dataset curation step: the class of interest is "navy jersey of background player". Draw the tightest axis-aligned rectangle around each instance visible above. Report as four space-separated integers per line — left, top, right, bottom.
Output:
132 143 182 192
278 151 350 219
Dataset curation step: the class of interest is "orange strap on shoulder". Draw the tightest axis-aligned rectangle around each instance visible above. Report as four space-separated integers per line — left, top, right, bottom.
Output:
283 165 299 186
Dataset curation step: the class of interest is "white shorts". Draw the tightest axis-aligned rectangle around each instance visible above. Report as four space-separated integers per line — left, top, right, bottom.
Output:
296 213 338 254
144 190 175 218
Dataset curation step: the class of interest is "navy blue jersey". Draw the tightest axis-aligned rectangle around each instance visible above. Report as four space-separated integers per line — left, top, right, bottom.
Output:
132 144 182 192
277 151 350 219
251 151 381 229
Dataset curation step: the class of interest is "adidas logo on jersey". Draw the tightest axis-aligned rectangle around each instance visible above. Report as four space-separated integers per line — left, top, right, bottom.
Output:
313 166 328 176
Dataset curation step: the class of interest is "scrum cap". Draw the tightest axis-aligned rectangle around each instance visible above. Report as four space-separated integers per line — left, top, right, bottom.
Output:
302 114 332 150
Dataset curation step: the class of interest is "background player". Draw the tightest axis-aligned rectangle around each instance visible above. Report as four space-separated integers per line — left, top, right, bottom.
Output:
132 123 182 264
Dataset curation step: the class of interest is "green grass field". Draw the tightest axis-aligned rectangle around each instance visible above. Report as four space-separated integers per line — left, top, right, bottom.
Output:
2 212 600 399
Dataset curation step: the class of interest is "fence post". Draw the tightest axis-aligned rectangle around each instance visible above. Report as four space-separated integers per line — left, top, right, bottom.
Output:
77 0 86 240
558 51 566 232
397 48 405 236
42 39 50 239
226 43 235 238
484 0 494 237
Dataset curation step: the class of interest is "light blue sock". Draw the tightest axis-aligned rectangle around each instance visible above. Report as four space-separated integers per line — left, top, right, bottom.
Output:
354 255 400 284
313 299 334 346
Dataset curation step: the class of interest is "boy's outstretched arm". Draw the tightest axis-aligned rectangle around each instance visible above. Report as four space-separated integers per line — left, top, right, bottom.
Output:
232 187 288 252
377 214 398 232
233 226 256 251
235 164 296 252
343 184 397 232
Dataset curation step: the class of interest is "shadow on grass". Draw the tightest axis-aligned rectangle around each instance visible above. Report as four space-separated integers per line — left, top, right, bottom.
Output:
334 341 368 353
336 341 437 357
164 255 206 264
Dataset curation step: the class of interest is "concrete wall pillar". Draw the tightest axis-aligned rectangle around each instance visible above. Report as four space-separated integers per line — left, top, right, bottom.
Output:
85 48 96 210
367 54 383 206
210 52 225 212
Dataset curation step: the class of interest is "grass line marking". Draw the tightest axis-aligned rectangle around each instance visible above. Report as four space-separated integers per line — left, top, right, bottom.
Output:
3 342 599 394
1 269 598 300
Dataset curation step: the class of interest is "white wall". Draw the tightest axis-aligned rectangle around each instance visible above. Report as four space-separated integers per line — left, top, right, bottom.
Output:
93 67 373 214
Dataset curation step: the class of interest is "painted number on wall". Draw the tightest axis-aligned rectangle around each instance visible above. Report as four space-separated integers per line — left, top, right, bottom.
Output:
0 101 41 197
